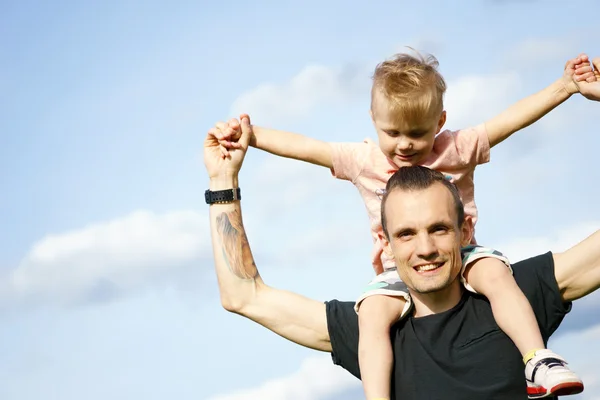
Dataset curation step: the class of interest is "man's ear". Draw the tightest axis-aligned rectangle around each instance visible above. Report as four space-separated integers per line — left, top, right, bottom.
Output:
460 215 474 247
379 232 393 257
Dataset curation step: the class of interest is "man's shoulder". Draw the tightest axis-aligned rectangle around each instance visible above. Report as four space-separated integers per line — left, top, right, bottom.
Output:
325 300 361 378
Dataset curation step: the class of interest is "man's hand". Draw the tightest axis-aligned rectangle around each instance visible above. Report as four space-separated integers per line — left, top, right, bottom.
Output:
208 114 252 158
573 54 600 102
204 116 252 179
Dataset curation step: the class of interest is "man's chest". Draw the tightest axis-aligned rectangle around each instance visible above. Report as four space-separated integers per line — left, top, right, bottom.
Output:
391 300 528 399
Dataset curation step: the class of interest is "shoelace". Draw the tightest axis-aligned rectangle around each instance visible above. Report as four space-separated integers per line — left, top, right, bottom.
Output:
530 357 567 383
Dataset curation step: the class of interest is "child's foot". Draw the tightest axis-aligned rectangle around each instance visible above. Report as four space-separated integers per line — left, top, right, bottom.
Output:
525 349 584 398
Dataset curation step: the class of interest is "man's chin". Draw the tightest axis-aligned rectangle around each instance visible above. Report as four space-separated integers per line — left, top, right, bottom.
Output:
410 276 460 295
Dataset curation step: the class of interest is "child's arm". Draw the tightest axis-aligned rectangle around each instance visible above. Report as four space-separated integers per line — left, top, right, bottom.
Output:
221 114 333 169
484 55 585 148
250 125 333 168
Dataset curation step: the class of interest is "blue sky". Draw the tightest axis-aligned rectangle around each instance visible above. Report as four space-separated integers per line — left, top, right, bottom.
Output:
1 0 599 399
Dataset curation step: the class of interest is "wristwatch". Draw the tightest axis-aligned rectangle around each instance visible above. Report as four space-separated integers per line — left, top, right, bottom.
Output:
204 188 241 204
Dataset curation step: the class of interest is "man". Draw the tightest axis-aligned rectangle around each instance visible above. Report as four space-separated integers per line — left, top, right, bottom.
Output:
204 116 599 399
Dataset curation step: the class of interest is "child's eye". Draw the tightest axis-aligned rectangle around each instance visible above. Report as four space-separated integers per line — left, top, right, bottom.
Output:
409 130 427 138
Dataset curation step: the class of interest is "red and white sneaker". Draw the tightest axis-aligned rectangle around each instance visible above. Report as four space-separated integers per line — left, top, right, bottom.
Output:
525 349 584 398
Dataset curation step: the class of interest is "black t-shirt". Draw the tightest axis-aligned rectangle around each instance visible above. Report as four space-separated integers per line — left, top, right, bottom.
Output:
326 252 572 400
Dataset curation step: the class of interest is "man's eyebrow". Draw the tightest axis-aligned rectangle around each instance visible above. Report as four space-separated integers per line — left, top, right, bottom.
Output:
428 220 454 230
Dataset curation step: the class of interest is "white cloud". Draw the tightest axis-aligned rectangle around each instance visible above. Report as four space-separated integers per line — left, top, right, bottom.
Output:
229 64 370 125
7 210 210 306
207 356 360 400
1 154 361 308
494 221 599 263
444 72 521 130
249 155 340 216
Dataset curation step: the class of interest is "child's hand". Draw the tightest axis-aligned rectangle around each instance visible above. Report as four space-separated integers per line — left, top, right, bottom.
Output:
562 54 589 95
208 114 252 158
573 54 600 102
207 118 246 159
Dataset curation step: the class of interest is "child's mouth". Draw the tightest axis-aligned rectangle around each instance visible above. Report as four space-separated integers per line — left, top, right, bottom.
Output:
395 153 417 161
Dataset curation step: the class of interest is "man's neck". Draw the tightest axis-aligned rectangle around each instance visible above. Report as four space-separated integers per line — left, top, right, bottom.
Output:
411 281 464 318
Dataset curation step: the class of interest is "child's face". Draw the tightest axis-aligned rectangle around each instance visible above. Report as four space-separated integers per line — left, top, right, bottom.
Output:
371 92 446 168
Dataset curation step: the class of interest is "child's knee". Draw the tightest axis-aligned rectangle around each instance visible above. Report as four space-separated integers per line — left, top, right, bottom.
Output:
358 295 406 328
465 258 514 294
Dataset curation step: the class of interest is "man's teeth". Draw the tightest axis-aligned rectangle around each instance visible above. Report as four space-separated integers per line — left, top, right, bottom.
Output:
416 264 439 272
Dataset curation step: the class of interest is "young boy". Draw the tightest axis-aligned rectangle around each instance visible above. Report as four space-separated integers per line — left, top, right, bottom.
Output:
212 51 591 399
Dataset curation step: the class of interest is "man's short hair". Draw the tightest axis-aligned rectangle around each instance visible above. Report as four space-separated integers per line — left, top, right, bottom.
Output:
381 166 465 239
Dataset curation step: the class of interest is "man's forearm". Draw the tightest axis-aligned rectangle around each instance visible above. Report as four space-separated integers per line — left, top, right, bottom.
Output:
207 176 333 351
485 78 572 148
209 175 262 311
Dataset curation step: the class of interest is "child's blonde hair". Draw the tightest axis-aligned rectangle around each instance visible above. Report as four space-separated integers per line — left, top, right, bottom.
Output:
371 49 447 124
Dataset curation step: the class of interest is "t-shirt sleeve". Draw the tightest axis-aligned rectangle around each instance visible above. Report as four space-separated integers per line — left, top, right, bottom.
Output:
450 124 491 167
329 142 369 182
325 300 361 379
512 252 572 343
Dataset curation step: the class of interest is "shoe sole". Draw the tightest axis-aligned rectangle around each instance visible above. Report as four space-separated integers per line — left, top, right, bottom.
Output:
551 382 584 396
527 381 584 398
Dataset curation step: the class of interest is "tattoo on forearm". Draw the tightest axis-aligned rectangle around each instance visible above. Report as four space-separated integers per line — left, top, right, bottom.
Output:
216 210 259 280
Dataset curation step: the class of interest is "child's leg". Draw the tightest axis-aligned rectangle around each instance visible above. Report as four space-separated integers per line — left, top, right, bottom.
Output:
463 247 583 398
463 257 544 356
355 269 412 400
358 295 405 400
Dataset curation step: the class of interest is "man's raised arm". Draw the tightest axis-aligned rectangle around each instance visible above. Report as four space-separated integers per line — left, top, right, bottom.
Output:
205 117 332 352
554 229 600 302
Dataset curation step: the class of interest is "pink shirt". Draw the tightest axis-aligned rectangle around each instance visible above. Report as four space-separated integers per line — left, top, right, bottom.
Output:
330 124 491 275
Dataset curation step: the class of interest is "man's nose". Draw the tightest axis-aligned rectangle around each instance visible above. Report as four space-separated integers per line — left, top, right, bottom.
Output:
415 233 437 259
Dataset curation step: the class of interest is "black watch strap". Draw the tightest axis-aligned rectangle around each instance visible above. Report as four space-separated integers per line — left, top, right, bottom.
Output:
205 188 241 204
